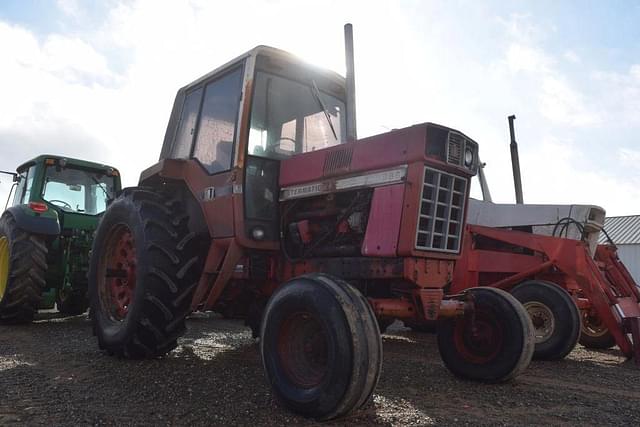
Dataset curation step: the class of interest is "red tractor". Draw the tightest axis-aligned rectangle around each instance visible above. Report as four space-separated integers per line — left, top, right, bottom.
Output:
88 28 534 420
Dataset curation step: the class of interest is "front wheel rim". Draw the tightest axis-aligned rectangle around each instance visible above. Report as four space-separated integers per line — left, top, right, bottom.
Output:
0 236 9 302
277 311 329 389
453 309 504 364
581 311 609 338
98 224 137 321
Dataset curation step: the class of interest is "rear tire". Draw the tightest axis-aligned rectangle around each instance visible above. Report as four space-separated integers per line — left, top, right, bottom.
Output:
0 213 47 323
260 273 382 420
437 287 534 383
89 188 202 358
511 280 581 360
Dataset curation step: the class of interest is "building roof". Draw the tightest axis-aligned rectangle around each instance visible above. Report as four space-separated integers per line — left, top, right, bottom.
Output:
600 215 640 245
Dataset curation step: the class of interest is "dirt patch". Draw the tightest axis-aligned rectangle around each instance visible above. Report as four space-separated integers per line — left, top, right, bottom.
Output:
1 314 639 426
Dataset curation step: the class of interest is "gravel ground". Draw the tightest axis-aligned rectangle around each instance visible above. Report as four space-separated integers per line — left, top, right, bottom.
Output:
1 312 639 426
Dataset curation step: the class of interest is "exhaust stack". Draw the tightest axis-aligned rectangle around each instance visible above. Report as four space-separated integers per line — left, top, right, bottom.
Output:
508 115 524 204
477 158 493 202
344 23 357 142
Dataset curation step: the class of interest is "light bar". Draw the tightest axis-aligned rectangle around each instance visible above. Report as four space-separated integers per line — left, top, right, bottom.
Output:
280 165 407 201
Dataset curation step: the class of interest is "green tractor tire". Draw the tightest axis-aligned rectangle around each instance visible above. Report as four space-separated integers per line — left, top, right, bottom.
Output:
0 213 47 323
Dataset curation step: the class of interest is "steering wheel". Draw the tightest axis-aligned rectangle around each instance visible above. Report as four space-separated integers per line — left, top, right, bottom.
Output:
49 199 73 210
275 137 296 143
267 137 297 156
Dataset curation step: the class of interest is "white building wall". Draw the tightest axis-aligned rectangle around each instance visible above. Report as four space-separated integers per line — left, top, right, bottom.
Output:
615 244 640 285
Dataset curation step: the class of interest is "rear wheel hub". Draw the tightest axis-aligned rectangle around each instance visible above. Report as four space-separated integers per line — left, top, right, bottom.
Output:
523 301 555 343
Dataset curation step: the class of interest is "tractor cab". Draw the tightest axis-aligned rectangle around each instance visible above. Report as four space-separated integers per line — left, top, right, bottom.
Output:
143 46 347 244
12 155 119 225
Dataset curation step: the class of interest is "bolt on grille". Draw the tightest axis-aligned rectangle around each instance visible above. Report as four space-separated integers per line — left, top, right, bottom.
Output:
323 147 353 175
447 132 464 166
415 166 467 253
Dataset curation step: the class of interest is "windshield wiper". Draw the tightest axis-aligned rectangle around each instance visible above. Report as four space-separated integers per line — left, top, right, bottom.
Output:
91 176 110 200
310 79 338 141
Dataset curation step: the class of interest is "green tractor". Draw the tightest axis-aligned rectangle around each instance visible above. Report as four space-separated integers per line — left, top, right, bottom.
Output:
0 155 121 322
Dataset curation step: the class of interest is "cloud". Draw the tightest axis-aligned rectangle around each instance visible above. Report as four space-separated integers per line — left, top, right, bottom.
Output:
506 43 551 73
56 0 81 18
563 50 580 63
41 35 115 83
499 23 600 127
619 147 640 168
539 75 600 126
592 64 640 126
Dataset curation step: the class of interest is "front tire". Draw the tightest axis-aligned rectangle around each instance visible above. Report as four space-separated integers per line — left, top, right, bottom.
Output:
511 280 581 360
0 213 47 323
89 188 202 358
437 287 534 383
260 273 382 420
579 311 616 349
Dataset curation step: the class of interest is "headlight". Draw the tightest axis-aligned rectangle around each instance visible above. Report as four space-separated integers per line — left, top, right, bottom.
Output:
464 148 474 167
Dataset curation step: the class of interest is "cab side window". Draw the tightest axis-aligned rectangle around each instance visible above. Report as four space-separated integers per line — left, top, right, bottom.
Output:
192 67 243 174
12 172 26 206
171 88 203 159
12 165 36 206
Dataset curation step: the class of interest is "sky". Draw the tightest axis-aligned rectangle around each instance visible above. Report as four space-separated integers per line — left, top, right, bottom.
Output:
0 0 639 215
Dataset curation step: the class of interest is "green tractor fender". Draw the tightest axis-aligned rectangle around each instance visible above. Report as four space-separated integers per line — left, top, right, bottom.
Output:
5 204 61 236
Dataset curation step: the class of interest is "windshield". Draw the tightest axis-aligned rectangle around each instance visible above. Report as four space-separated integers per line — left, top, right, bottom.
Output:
248 70 346 160
42 166 116 215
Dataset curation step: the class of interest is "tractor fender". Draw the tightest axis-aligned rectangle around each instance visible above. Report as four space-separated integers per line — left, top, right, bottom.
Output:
4 205 60 236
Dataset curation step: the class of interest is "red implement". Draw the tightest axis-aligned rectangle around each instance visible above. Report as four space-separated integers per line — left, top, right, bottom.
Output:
453 224 640 362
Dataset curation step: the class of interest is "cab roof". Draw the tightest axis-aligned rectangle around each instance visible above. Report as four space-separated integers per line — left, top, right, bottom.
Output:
17 154 118 173
179 45 346 93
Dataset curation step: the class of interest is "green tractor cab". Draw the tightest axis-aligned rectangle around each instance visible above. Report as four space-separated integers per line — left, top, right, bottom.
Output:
0 155 121 322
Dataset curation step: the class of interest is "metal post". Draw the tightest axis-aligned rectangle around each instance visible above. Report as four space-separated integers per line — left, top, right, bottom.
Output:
508 115 524 204
477 156 492 202
344 23 357 142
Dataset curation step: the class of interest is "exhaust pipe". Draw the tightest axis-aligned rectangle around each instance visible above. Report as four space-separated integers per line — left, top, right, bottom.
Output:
344 23 357 142
508 115 524 204
477 157 493 202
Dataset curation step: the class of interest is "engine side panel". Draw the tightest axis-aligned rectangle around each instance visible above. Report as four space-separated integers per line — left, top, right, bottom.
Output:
362 184 404 256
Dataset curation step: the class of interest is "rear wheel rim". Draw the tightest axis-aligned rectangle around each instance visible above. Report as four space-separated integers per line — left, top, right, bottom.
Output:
277 311 329 388
453 309 503 364
523 301 555 343
99 225 136 321
0 236 9 302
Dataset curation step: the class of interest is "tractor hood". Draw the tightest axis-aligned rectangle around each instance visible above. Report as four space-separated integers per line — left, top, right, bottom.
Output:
279 122 479 192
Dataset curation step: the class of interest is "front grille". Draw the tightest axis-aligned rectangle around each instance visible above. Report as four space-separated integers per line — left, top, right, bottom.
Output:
447 132 465 166
415 166 467 253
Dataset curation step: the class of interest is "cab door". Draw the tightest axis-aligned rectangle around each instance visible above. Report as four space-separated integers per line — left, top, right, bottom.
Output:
167 65 244 238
